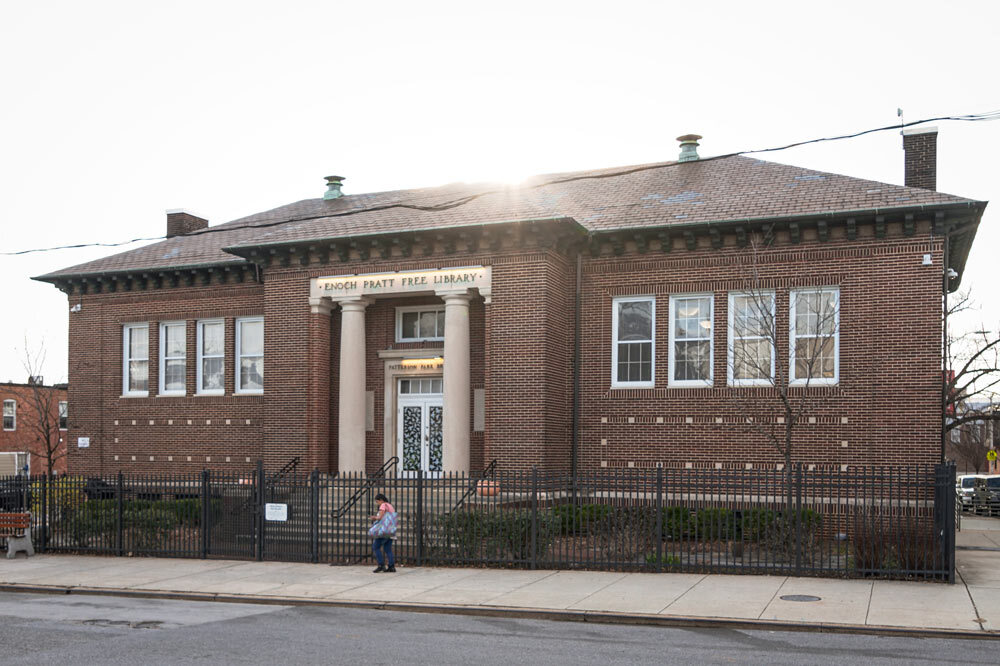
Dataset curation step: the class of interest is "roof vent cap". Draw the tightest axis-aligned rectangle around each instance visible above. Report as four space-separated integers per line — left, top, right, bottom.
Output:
324 175 345 200
676 134 702 162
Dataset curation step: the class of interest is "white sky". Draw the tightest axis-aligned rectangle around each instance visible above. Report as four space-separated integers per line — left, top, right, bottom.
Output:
1 1 997 383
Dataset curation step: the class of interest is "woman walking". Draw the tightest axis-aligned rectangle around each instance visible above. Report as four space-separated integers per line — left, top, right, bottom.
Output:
369 492 397 573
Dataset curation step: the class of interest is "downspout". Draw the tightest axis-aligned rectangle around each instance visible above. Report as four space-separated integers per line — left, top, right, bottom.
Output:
570 251 582 485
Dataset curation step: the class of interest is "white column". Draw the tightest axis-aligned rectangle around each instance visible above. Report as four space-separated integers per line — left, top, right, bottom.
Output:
338 298 371 473
441 290 471 473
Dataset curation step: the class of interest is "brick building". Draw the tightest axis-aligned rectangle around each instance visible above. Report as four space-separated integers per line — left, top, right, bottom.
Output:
0 380 69 476
36 128 986 477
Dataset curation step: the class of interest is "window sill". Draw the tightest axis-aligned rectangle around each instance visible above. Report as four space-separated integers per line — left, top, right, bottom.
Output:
121 393 149 399
234 391 264 396
667 381 714 389
157 392 186 398
610 383 655 390
789 379 839 387
195 391 226 397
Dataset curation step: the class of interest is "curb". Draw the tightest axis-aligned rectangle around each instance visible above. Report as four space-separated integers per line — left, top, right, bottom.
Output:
2 582 997 641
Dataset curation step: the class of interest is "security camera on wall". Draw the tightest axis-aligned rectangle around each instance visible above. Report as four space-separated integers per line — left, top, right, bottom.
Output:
69 303 81 313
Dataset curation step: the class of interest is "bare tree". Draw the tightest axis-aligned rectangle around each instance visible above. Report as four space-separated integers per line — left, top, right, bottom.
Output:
10 339 66 477
947 411 994 474
945 292 1000 450
725 241 840 516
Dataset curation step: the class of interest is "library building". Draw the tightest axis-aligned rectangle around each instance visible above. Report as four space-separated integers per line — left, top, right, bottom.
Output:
37 130 986 477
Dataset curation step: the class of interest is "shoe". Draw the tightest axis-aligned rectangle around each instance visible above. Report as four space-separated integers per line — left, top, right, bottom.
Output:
373 566 385 573
386 566 396 573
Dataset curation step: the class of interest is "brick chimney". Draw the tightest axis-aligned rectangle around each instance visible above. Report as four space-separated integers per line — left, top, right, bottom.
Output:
166 209 209 238
902 126 937 190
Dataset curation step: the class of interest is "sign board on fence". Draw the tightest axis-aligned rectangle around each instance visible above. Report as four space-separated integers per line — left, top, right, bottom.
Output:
988 450 997 462
265 503 288 522
77 437 90 448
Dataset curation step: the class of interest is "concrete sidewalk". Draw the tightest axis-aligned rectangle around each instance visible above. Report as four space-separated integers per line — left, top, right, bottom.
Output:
1 524 998 639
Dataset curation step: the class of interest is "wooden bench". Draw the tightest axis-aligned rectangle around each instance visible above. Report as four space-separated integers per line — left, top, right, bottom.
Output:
0 512 33 559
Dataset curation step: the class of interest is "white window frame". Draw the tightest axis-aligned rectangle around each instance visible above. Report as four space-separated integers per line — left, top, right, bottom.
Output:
395 306 446 343
727 291 776 387
668 293 714 388
2 400 15 431
158 321 187 396
196 319 226 395
789 287 840 386
58 401 68 430
611 295 656 389
122 323 149 397
235 317 264 394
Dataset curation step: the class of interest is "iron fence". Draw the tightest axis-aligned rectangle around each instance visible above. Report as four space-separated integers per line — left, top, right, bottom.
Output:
0 462 956 581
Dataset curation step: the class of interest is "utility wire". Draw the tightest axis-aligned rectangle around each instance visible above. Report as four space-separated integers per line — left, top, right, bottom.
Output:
5 110 999 258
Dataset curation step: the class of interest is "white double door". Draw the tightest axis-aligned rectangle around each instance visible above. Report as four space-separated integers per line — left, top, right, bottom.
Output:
397 379 444 476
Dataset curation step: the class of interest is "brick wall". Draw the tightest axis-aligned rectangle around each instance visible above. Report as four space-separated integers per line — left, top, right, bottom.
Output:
579 220 943 472
61 217 946 476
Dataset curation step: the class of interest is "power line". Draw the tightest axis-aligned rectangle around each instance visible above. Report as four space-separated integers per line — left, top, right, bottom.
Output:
5 110 999 258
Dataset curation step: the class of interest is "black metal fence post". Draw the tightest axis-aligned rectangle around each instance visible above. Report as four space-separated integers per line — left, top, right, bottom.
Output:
116 471 124 556
794 464 803 575
530 467 538 570
656 466 664 571
416 470 424 566
200 469 210 559
255 460 265 562
40 475 48 553
310 469 319 564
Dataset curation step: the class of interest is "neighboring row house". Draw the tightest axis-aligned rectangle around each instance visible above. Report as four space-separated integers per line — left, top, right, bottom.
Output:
36 128 986 477
0 380 68 476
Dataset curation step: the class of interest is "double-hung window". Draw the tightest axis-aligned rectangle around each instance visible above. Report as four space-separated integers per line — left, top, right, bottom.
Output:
159 321 187 395
611 296 655 388
728 291 776 386
236 317 264 394
123 323 149 396
790 287 839 385
58 401 68 430
197 319 225 394
2 400 14 430
396 306 445 342
669 294 713 387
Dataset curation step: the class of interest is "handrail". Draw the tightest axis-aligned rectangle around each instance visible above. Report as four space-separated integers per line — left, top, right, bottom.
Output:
331 457 398 520
269 456 301 484
448 459 498 514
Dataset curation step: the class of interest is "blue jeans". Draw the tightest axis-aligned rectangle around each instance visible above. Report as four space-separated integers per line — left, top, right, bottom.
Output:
373 537 394 568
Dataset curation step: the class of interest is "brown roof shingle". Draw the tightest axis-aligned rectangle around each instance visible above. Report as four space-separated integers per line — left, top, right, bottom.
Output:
38 155 983 279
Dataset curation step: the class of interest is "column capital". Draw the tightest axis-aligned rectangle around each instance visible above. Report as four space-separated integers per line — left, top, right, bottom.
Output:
436 288 472 303
337 297 373 312
308 296 335 315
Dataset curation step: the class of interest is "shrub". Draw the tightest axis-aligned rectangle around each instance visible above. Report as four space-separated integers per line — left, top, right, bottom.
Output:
593 506 660 562
741 508 776 541
552 503 612 535
851 520 941 575
694 508 739 540
434 508 560 563
760 509 823 560
662 506 692 540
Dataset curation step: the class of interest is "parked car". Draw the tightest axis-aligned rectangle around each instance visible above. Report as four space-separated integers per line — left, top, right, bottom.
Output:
970 475 1000 516
957 475 985 510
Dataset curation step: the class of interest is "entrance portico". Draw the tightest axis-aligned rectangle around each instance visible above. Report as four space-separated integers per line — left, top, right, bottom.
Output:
310 267 491 474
